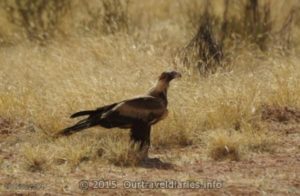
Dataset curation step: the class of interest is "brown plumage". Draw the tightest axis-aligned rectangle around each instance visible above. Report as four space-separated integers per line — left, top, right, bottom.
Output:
59 71 181 157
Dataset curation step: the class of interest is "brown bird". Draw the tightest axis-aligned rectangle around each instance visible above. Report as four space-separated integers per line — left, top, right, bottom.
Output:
60 71 181 158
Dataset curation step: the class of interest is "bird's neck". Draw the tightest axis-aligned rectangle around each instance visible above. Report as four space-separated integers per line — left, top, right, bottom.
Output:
148 80 169 104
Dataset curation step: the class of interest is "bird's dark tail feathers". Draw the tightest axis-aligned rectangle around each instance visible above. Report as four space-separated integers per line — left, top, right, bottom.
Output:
70 103 118 118
59 118 96 136
59 103 118 136
70 110 95 118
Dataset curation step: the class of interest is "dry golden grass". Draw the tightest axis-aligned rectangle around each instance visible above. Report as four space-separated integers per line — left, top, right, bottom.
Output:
0 0 300 195
207 130 241 161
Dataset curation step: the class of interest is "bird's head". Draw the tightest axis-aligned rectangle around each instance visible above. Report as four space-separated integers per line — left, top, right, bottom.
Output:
158 71 182 82
149 70 181 96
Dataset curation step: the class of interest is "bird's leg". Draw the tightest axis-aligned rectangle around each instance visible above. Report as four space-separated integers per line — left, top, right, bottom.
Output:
130 135 150 160
139 137 150 160
130 123 151 161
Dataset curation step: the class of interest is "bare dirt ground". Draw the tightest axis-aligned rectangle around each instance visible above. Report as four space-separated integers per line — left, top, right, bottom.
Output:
0 106 300 195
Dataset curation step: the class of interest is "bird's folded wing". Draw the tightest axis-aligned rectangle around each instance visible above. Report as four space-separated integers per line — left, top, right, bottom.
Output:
104 96 166 122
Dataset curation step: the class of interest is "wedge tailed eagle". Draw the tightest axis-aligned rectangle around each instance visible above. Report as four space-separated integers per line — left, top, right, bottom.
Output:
59 71 181 157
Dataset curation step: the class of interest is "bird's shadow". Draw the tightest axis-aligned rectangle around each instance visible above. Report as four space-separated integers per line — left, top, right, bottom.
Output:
138 157 175 170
